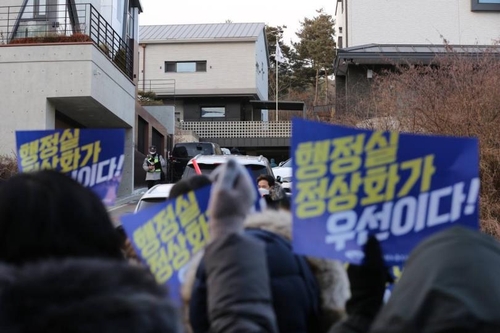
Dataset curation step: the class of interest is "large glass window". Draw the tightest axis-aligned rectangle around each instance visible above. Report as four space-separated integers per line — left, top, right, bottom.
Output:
471 0 500 11
34 0 47 18
165 61 207 73
201 107 225 118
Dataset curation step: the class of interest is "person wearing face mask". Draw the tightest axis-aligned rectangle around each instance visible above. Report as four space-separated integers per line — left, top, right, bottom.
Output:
142 145 167 189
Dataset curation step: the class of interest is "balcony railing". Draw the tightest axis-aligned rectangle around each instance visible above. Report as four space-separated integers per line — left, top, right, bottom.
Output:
139 79 176 96
0 3 133 80
180 121 292 138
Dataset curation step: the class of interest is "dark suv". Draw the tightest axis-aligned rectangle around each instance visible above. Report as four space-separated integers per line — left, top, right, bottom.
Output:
169 142 223 182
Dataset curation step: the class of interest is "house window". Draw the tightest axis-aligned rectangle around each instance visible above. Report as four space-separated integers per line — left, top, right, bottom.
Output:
34 0 48 17
471 0 500 11
201 107 225 118
338 36 343 49
165 61 207 73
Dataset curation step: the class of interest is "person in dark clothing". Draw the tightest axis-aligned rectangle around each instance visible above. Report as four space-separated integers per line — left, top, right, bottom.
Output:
370 226 500 333
205 158 278 332
143 145 167 189
0 170 124 265
189 227 322 333
0 258 181 333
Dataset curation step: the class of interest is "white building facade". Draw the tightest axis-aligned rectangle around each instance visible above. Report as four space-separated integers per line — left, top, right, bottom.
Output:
0 0 143 195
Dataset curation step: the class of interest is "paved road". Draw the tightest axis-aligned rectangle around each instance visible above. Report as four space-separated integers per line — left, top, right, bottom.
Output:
108 193 144 227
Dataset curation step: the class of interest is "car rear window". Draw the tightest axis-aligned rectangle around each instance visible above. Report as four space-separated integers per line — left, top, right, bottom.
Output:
183 164 271 180
136 198 167 212
172 143 215 158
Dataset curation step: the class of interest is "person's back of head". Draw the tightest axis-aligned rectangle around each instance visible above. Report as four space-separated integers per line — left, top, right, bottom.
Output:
370 226 500 333
0 170 124 265
0 258 180 333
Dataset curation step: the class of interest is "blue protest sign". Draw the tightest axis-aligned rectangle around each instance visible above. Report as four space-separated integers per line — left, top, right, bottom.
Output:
291 118 479 266
120 185 212 303
16 129 125 205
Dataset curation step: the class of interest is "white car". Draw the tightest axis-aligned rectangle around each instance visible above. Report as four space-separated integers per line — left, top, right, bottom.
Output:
183 154 275 180
272 158 292 193
134 183 175 213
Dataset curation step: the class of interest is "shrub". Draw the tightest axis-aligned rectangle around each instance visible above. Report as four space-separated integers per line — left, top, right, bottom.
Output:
0 154 18 181
343 48 500 237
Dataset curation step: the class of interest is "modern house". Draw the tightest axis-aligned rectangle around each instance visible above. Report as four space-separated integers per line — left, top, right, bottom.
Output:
137 23 292 161
0 0 169 193
334 0 500 112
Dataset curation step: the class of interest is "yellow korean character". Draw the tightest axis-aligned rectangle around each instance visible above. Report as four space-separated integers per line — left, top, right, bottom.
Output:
397 155 436 198
39 133 60 160
133 221 161 258
329 134 365 175
175 191 201 227
330 156 363 175
327 172 363 213
40 155 60 170
364 131 399 168
60 129 80 152
60 148 81 173
22 161 40 172
19 140 40 169
330 134 365 160
166 232 190 270
185 214 210 254
152 205 179 243
296 163 328 181
295 140 330 167
80 141 102 167
360 164 400 206
146 247 173 284
295 178 329 204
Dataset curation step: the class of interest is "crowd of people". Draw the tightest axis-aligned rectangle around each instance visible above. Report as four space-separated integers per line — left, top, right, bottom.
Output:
0 159 499 332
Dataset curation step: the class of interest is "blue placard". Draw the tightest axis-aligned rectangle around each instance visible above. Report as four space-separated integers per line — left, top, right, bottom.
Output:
291 119 479 266
16 129 125 205
120 185 212 303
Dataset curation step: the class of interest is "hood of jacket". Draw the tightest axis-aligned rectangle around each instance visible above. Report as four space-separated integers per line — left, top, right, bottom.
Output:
181 209 350 333
371 226 500 333
0 258 180 333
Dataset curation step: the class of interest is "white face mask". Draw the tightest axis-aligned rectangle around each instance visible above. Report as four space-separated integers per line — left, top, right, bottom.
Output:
258 188 269 196
149 151 156 155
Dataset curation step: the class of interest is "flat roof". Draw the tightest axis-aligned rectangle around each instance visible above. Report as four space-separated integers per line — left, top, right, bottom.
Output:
334 43 500 75
250 100 305 111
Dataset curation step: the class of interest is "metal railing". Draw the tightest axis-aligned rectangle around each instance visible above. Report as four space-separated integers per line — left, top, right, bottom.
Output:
180 121 292 138
0 3 133 80
138 79 176 95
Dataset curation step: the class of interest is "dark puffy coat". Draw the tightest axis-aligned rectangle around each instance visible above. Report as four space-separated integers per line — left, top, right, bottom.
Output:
0 258 180 333
370 226 500 333
189 227 322 333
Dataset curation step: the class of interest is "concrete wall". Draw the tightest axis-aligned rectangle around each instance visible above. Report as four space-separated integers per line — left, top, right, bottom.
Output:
144 105 176 134
336 0 500 47
0 43 136 194
139 41 260 96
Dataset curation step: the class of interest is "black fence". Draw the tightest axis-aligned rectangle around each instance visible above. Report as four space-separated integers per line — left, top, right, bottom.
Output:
0 3 133 80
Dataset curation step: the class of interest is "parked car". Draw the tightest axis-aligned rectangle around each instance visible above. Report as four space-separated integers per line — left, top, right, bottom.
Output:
272 158 292 193
134 183 175 213
169 142 223 182
182 154 275 180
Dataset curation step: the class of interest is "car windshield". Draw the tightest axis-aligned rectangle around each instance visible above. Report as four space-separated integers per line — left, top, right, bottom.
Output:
173 143 214 158
183 164 271 180
281 159 292 168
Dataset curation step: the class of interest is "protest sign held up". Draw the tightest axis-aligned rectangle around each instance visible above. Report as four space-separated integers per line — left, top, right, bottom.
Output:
291 118 480 266
16 129 125 205
120 185 212 302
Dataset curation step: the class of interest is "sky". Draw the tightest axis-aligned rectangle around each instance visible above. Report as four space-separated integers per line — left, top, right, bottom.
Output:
138 0 336 44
